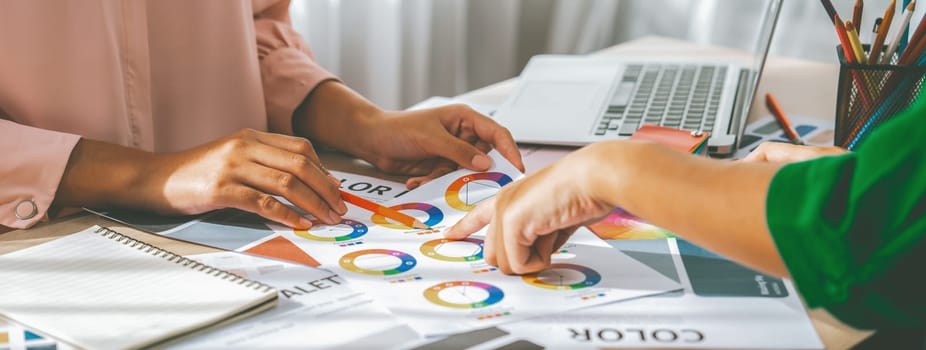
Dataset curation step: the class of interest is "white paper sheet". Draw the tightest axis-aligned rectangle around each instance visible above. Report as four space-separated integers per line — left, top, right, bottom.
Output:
170 252 417 349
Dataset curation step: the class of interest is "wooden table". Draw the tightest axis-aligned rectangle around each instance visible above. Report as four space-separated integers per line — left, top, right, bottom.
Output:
2 37 872 349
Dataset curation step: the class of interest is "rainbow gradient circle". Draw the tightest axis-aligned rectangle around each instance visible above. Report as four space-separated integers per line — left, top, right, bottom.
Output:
294 219 368 242
339 249 417 276
371 202 444 229
419 237 484 262
423 281 504 309
444 172 514 212
522 263 602 290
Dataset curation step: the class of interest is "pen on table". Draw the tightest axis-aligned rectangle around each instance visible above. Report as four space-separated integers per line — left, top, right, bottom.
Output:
883 1 917 63
765 93 805 146
846 21 868 64
854 0 865 34
870 0 896 63
339 190 430 229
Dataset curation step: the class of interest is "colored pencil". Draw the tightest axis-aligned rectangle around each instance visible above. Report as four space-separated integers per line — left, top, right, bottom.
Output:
847 21 868 64
836 18 874 109
820 0 840 24
854 0 865 34
883 1 917 64
900 0 913 54
899 11 926 63
765 94 805 145
869 0 896 63
340 191 430 229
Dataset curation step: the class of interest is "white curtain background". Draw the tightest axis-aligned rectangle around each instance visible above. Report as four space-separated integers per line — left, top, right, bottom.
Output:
290 0 898 110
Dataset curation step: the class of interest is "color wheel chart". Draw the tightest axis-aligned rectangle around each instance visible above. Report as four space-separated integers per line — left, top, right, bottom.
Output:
294 219 368 242
339 249 417 276
587 208 675 240
522 263 602 291
419 237 484 262
370 202 444 229
423 281 505 309
444 172 514 211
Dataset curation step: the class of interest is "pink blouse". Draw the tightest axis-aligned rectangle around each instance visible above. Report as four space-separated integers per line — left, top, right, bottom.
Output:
0 0 337 229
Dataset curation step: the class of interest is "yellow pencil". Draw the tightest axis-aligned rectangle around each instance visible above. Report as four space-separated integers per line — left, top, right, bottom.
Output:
846 21 868 64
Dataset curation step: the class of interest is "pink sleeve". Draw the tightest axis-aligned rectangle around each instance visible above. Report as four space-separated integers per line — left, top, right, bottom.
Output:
0 119 80 229
253 0 339 135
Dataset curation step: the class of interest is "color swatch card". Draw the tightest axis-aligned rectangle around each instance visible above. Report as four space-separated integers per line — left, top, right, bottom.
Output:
630 124 710 154
269 151 680 336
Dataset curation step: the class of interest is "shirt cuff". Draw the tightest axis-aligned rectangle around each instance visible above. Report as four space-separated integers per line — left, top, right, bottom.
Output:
260 47 338 135
0 120 80 229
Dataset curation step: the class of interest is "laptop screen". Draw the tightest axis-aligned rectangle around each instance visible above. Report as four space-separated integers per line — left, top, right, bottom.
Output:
741 0 784 137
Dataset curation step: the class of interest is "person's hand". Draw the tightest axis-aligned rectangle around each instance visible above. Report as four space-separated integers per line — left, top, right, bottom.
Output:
356 104 525 189
444 142 615 275
144 129 346 229
742 142 847 163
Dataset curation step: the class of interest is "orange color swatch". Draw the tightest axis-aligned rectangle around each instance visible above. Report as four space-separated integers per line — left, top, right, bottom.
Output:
244 236 320 267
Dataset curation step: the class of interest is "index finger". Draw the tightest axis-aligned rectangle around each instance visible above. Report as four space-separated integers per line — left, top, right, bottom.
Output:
444 198 495 239
450 107 525 172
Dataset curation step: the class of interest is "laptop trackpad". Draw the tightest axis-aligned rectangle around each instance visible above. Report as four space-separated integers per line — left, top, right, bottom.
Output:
512 81 600 114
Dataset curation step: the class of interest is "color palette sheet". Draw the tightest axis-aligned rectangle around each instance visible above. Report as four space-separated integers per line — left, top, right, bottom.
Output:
268 151 680 336
168 252 415 349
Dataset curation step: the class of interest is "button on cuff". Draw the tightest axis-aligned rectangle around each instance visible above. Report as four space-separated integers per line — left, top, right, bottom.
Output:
15 199 38 220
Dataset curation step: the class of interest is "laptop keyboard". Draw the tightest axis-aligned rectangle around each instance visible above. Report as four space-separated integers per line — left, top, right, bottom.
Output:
594 64 727 136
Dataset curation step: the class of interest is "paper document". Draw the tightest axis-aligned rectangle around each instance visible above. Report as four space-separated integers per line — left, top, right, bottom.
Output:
170 252 416 349
0 320 68 350
268 151 680 336
412 238 823 349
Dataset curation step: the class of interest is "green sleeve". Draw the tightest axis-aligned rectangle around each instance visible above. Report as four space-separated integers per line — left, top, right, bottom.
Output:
767 95 926 329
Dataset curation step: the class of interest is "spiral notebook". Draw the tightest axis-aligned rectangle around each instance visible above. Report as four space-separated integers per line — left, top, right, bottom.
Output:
0 226 278 350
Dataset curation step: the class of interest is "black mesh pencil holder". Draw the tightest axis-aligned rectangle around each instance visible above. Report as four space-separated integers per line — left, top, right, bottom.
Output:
835 45 926 150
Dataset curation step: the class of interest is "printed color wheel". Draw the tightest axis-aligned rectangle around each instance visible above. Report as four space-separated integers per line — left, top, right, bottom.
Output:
423 281 504 309
294 219 368 242
522 263 602 290
419 237 484 262
371 202 444 229
444 172 513 211
339 249 417 275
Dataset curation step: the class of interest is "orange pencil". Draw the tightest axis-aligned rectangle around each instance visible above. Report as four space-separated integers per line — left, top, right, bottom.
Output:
765 93 805 145
836 18 873 109
869 0 895 63
340 190 430 229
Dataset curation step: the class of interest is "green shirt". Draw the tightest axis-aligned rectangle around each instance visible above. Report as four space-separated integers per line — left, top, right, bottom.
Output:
768 94 926 329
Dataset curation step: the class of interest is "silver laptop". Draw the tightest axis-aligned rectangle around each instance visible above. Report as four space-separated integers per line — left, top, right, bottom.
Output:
494 0 782 157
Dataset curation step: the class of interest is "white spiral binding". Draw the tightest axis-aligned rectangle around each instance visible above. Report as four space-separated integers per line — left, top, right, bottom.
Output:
93 226 276 294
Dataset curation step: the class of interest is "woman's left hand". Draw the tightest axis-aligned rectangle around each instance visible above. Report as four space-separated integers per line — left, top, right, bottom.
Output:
357 104 525 189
